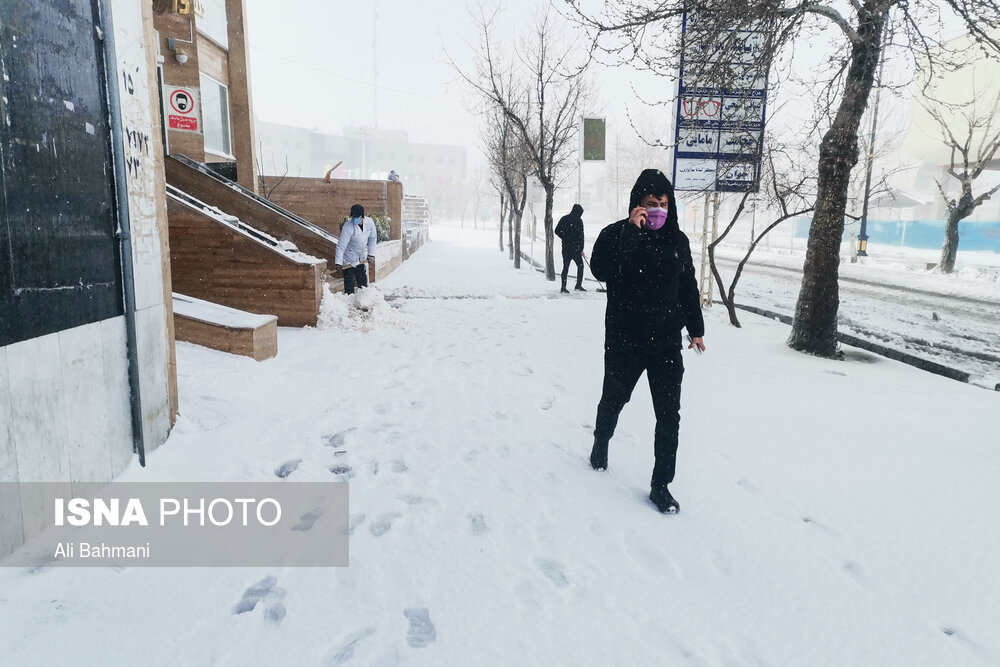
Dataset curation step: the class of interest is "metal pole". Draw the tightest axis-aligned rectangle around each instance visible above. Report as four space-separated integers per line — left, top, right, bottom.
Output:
96 0 146 466
372 0 379 129
699 191 711 305
859 15 889 258
708 192 720 305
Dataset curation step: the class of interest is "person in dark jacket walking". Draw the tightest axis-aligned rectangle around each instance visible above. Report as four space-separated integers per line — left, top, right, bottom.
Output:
588 169 706 514
555 204 586 293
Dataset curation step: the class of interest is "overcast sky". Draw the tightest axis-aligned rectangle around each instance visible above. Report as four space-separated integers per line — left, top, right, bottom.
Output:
242 0 971 176
243 0 669 165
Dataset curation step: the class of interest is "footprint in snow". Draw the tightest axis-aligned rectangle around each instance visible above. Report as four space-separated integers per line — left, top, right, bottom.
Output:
541 398 554 411
536 559 569 588
232 576 278 614
410 400 425 409
329 464 354 481
232 576 286 625
736 477 759 494
404 608 436 648
264 603 286 625
841 560 873 587
292 508 323 532
370 513 402 537
323 429 355 448
348 514 366 535
274 459 301 479
391 459 409 473
801 516 840 538
323 627 377 665
370 460 379 476
939 627 993 661
467 513 488 535
493 411 509 421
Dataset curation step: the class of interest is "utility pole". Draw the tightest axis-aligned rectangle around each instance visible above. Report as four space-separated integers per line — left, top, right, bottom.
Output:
372 0 379 129
858 16 889 260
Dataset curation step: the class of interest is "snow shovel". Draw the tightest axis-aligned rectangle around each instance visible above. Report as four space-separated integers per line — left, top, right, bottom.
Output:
582 253 607 293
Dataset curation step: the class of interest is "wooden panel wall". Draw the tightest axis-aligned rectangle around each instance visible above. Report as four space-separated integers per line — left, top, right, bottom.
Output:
174 313 277 361
153 9 206 161
165 157 339 267
261 177 403 241
167 199 325 327
225 0 259 193
196 37 228 85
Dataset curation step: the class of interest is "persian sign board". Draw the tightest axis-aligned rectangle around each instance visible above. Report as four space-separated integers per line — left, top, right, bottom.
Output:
165 86 201 133
673 10 773 192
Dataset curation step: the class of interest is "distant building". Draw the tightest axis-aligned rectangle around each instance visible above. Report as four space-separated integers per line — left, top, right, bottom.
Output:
256 122 468 219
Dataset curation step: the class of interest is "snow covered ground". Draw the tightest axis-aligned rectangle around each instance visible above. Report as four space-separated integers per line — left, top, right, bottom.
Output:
710 243 1000 388
1 224 998 666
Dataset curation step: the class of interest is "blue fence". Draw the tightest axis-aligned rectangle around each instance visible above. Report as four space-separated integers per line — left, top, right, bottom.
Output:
793 218 1000 252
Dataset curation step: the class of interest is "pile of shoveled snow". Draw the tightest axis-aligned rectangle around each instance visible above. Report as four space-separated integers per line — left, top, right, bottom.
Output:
317 284 408 332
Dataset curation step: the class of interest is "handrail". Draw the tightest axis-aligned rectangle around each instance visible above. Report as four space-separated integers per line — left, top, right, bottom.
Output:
167 154 339 245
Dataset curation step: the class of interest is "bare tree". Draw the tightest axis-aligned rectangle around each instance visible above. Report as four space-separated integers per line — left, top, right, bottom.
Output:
483 106 532 265
452 6 592 280
569 0 1000 357
922 94 1000 273
708 146 816 327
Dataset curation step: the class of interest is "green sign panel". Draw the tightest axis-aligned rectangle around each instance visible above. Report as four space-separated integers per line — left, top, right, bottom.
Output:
583 117 606 161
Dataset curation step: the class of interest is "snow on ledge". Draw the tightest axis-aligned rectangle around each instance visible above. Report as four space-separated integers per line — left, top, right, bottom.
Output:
173 293 277 329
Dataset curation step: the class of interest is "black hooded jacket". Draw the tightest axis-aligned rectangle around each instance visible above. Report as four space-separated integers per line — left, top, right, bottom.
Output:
554 204 585 256
590 170 704 349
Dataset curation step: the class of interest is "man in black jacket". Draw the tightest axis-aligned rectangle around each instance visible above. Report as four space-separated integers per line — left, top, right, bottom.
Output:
588 169 706 514
555 204 586 293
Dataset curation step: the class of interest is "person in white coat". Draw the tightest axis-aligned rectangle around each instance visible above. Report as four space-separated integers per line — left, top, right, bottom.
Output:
336 203 377 294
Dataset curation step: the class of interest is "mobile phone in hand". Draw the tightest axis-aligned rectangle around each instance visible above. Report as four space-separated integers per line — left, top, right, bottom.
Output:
687 335 702 354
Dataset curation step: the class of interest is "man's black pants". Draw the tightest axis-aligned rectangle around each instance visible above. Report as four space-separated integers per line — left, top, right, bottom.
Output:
561 254 584 287
593 345 685 487
343 264 369 295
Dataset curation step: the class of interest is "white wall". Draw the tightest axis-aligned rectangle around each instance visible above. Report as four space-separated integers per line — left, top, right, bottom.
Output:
111 0 173 453
0 0 175 559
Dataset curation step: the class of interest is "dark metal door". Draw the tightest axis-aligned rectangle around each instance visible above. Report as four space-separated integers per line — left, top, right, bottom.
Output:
0 0 123 346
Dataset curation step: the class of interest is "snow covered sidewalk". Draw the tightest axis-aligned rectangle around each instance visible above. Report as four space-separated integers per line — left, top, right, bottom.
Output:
1 224 998 666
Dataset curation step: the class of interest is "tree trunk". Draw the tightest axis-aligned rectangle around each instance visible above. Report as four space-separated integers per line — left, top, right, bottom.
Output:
499 193 506 251
940 211 960 273
788 12 887 358
508 207 515 259
939 189 973 273
542 183 556 280
514 211 522 268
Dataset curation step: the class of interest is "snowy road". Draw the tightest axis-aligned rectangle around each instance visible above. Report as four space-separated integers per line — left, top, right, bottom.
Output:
1 225 998 666
713 253 1000 388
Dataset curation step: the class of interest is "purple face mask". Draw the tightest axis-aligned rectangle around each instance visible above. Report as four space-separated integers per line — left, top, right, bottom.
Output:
644 206 668 230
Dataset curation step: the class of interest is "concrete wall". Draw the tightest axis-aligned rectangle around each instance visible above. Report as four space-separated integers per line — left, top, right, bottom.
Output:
116 0 177 443
0 0 176 559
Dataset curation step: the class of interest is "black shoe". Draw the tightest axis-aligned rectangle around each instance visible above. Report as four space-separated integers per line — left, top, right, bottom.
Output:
650 485 679 514
560 287 570 293
574 285 586 291
590 439 608 470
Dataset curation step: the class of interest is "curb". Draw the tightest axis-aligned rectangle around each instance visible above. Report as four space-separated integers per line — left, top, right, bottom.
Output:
733 303 973 385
